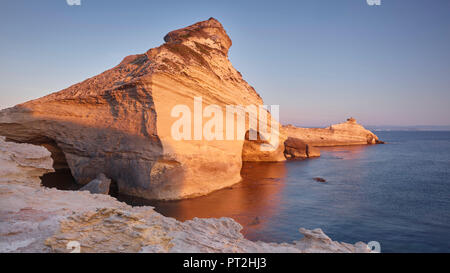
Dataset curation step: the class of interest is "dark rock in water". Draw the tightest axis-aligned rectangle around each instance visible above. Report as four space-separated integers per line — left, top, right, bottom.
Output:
284 137 321 159
313 177 327 183
284 137 308 158
80 173 111 194
248 216 261 226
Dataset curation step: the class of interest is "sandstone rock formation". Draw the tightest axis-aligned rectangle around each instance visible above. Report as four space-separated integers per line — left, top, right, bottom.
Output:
0 137 370 253
0 18 283 200
79 173 111 195
284 118 382 147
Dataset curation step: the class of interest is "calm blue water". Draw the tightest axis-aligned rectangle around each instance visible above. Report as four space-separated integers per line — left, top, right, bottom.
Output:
247 131 450 253
123 131 450 253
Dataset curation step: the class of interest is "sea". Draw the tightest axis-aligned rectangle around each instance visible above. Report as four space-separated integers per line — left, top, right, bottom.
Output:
119 131 450 253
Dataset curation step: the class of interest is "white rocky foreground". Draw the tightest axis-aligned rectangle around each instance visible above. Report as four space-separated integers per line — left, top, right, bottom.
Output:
0 137 370 253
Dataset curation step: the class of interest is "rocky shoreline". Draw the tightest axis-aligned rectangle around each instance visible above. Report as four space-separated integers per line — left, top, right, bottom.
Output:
0 137 370 253
0 18 380 253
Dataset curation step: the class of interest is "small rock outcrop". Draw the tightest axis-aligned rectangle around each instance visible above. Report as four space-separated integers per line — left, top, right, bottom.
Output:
295 228 368 253
283 137 321 159
284 118 382 147
79 173 111 195
242 130 287 162
313 177 327 183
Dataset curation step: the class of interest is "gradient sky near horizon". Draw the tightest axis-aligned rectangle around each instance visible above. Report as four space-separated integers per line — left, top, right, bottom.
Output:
1 0 449 126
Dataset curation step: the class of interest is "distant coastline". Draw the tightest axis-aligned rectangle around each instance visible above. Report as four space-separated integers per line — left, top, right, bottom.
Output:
367 126 450 132
289 124 450 132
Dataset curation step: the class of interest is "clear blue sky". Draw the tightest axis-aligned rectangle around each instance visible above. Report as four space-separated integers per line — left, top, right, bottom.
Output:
1 0 449 126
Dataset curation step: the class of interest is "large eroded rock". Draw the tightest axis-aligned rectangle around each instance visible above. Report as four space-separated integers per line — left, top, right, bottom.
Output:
0 18 283 200
0 18 381 200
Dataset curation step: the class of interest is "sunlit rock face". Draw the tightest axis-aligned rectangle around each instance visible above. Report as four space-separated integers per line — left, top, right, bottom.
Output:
0 18 284 200
283 118 382 147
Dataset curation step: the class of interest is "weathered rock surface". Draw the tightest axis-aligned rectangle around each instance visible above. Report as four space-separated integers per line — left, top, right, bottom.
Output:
2 183 370 253
0 136 54 185
79 173 111 194
0 139 370 253
284 118 382 147
0 18 283 200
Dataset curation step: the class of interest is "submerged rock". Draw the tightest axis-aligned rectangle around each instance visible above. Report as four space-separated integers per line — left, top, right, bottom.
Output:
248 216 261 226
0 136 54 186
313 177 327 183
79 173 111 195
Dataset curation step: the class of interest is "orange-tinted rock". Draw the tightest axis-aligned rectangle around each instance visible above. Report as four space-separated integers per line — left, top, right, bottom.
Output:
284 118 381 147
242 130 286 162
0 18 283 200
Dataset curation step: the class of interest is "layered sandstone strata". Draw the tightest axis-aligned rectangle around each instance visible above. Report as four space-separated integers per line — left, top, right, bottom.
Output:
284 118 382 147
0 138 370 253
0 18 282 200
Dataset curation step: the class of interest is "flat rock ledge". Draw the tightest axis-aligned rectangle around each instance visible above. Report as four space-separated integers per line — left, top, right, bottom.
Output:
0 138 371 253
